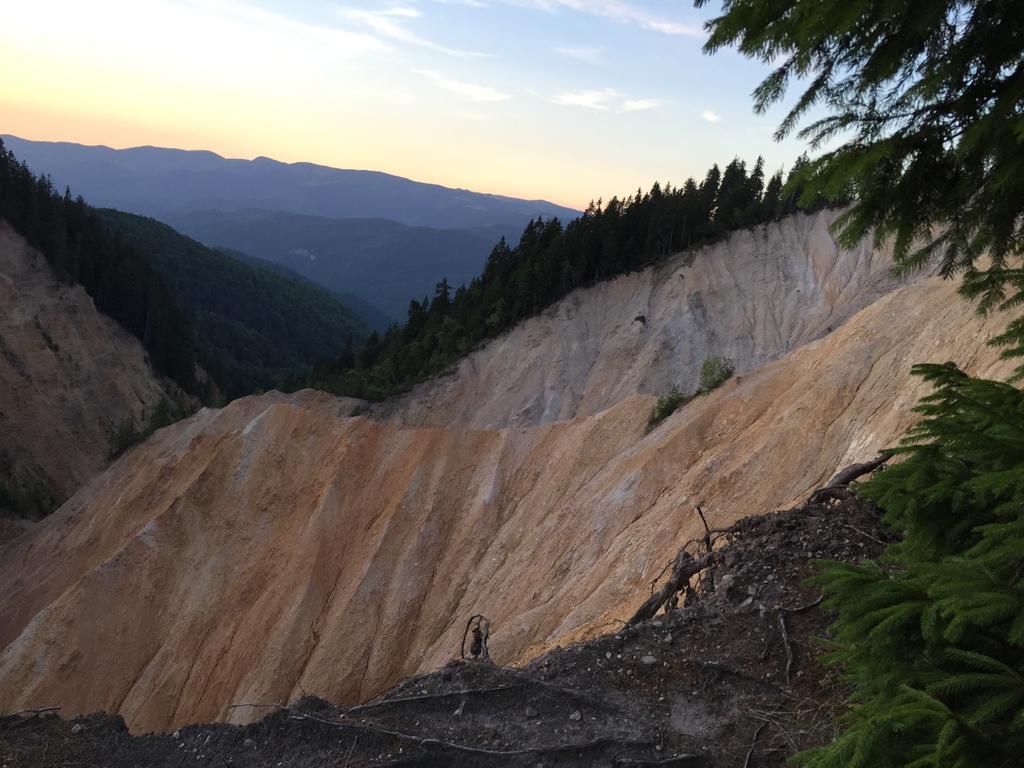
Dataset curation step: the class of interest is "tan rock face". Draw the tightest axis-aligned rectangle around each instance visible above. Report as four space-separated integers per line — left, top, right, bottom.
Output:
0 221 179 520
0 212 1015 733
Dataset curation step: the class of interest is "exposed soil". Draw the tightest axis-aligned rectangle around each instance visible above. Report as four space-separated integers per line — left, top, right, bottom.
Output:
1 489 890 768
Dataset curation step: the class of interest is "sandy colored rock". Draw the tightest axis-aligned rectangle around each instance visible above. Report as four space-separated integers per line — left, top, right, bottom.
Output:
0 214 1016 733
0 220 181 520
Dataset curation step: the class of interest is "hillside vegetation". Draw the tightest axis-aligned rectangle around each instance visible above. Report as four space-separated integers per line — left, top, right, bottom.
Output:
0 137 375 401
165 209 520 321
0 139 204 396
310 154 834 399
100 211 369 398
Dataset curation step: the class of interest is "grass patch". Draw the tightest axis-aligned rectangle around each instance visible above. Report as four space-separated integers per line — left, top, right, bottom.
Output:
647 356 735 430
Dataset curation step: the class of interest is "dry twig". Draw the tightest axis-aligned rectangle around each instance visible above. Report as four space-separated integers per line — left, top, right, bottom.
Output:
742 723 767 768
777 612 794 686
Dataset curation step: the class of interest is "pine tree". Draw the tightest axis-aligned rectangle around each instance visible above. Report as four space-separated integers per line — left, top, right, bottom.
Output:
700 0 1024 366
796 363 1024 768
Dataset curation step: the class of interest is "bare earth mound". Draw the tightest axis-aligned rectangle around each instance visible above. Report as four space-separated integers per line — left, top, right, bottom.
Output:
0 490 887 767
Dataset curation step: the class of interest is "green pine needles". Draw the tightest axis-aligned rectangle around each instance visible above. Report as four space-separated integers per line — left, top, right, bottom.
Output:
796 362 1024 768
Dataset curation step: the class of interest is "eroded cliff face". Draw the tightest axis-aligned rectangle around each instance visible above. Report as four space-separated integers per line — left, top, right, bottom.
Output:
0 213 1013 733
382 210 905 428
0 221 180 523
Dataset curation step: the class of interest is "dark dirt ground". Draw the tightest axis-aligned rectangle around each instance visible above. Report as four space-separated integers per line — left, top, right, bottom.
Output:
1 488 891 768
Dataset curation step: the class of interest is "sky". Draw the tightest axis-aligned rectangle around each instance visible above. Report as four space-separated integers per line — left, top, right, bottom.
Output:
1 0 815 209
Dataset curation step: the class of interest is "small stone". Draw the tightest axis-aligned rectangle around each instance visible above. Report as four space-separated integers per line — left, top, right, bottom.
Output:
71 723 86 735
525 706 538 718
569 710 582 721
663 633 673 644
605 651 612 659
243 738 256 749
172 731 181 740
640 655 658 665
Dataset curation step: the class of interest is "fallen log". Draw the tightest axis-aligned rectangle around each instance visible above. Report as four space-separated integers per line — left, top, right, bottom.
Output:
809 454 888 503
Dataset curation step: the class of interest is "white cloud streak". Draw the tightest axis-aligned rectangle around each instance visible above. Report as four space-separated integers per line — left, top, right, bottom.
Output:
490 0 703 36
548 87 619 110
622 98 659 111
555 45 604 64
701 109 720 123
414 68 512 102
339 6 485 57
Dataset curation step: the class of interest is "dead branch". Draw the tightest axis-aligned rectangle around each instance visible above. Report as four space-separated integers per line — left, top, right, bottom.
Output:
700 662 785 692
695 505 715 592
5 707 61 717
226 702 287 710
289 712 651 756
777 611 794 686
628 550 711 625
841 523 888 547
826 455 888 487
615 754 705 766
809 455 887 503
782 594 824 614
342 684 523 717
500 667 621 710
649 559 674 597
742 723 767 768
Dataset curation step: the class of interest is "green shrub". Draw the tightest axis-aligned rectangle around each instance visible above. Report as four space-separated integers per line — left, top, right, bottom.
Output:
796 363 1024 768
699 356 735 392
647 386 692 429
108 398 182 459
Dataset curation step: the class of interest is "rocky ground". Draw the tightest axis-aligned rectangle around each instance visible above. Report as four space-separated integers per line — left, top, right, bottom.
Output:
1 489 890 767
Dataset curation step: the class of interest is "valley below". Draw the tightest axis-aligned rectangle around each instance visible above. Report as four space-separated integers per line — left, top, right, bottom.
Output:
0 209 1014 744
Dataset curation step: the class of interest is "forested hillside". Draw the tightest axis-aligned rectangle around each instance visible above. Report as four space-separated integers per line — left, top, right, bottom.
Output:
0 138 371 401
0 138 205 397
100 211 369 397
220 248 395 332
164 209 519 321
311 154 835 399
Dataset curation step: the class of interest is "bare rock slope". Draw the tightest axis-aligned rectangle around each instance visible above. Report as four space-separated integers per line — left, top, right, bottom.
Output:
0 212 1014 733
0 221 180 522
383 210 904 428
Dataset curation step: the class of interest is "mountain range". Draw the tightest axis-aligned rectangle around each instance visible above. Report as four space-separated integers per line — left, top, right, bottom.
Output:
0 135 577 229
4 135 575 321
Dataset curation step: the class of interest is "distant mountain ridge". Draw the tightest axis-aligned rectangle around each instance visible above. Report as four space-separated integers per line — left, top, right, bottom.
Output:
2 135 579 229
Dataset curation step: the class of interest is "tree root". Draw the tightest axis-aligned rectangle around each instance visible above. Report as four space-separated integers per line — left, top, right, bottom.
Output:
290 712 652 757
342 684 524 717
628 551 712 626
742 723 766 768
777 611 794 686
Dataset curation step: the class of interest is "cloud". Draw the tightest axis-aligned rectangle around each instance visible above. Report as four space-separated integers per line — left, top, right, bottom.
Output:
548 87 618 110
181 0 389 58
622 98 659 112
339 6 484 57
555 45 604 64
701 109 720 123
500 0 703 36
414 69 512 102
